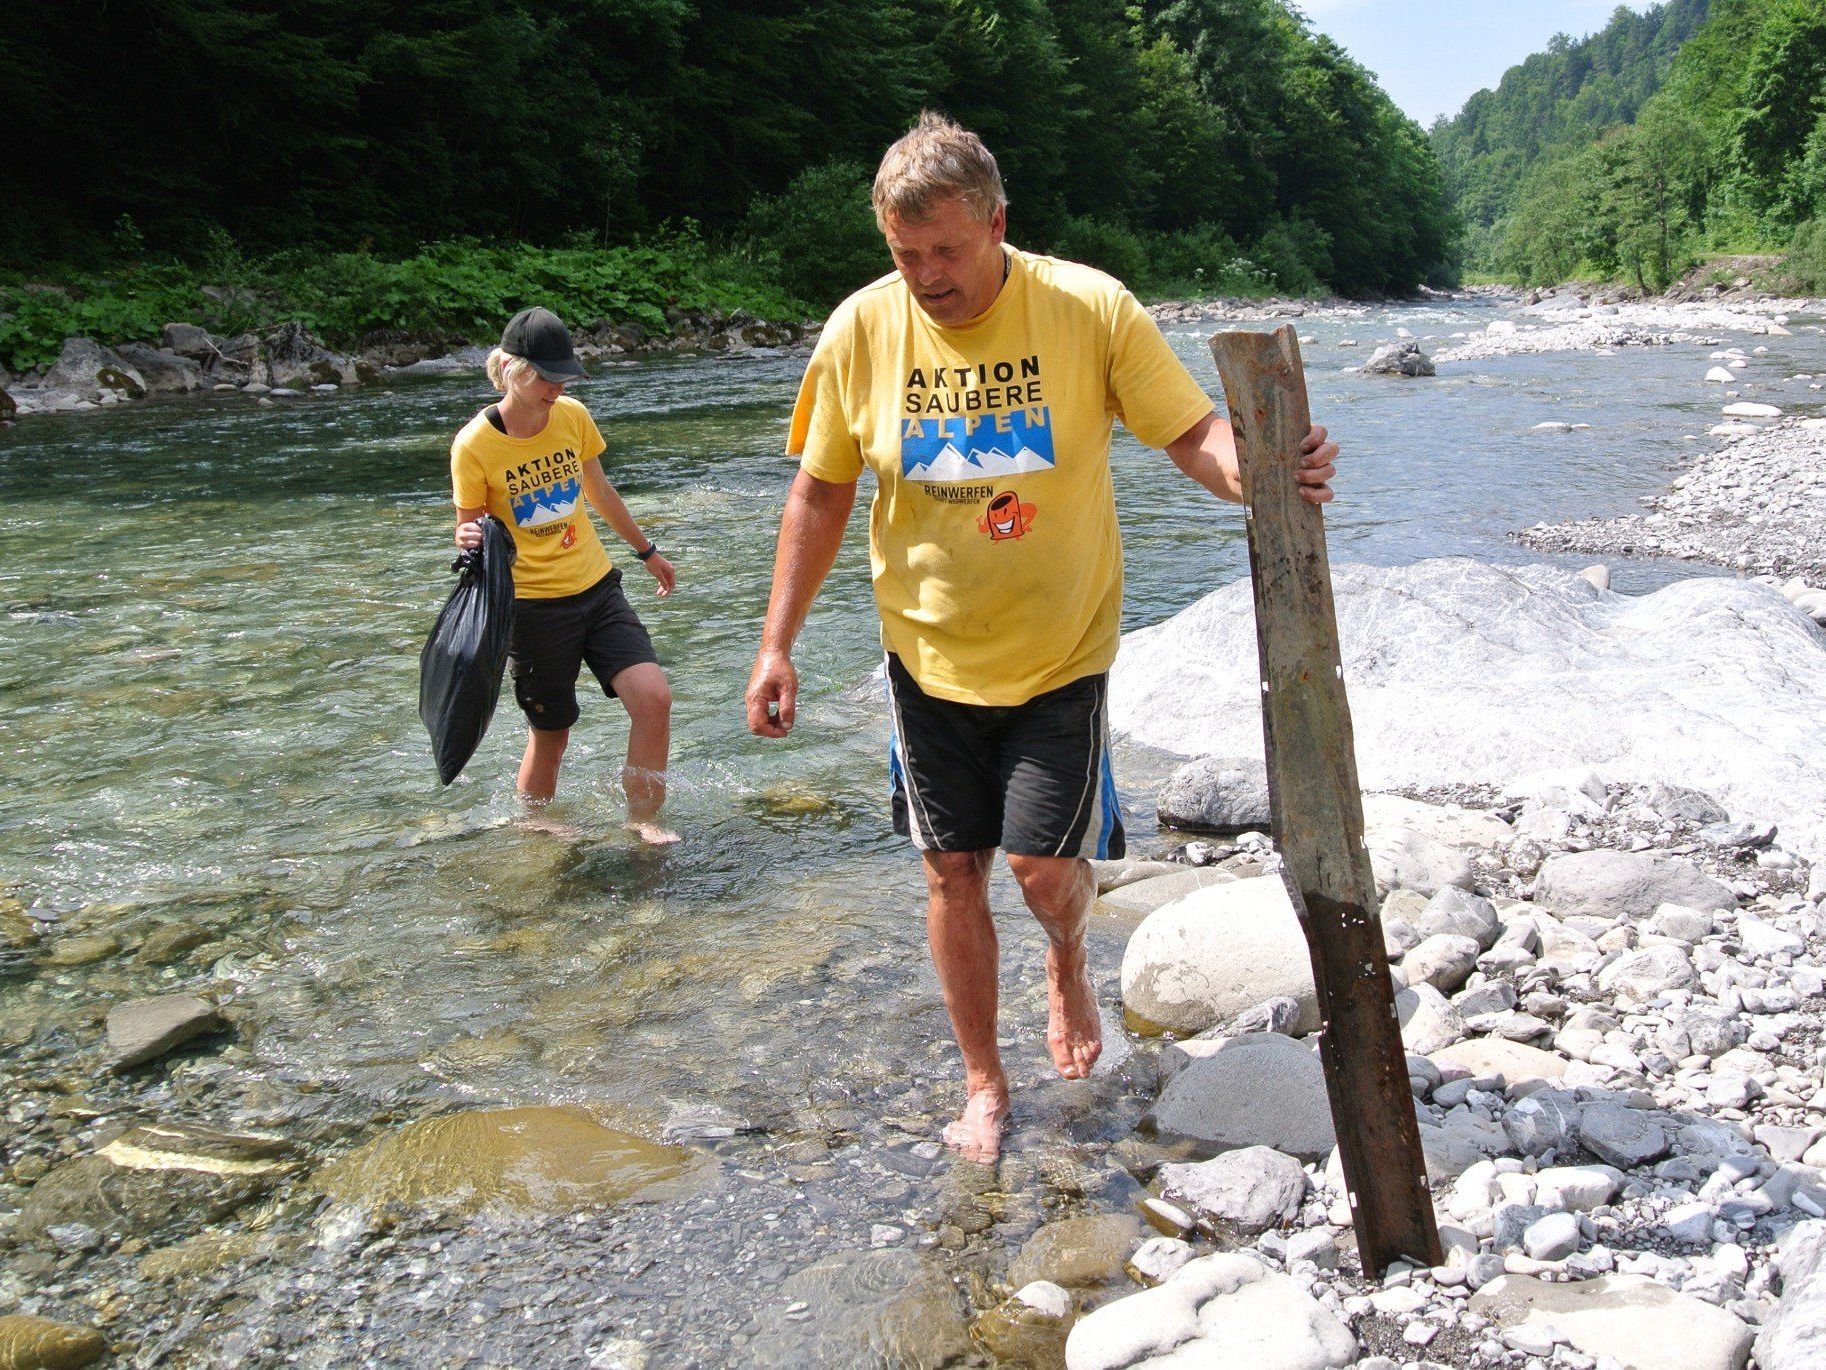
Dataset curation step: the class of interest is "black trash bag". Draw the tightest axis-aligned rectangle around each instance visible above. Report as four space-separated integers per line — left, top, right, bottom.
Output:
419 515 517 785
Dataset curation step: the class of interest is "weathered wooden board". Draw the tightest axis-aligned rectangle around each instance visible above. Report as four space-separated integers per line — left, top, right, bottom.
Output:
1209 323 1443 1276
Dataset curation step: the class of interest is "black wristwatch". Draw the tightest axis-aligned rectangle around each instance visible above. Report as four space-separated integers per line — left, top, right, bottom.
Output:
635 541 659 561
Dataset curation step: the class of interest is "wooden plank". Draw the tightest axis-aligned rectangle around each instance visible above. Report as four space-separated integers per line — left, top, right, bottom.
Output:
1209 324 1443 1277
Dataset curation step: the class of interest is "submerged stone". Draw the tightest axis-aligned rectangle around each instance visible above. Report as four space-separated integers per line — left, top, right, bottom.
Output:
14 1123 298 1247
311 1105 702 1214
0 1314 106 1369
749 1247 970 1369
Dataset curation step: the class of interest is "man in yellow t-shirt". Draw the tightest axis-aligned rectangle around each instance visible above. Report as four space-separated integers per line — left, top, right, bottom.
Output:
744 113 1340 1163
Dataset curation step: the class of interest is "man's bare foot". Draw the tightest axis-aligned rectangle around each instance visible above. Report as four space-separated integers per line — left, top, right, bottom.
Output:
626 819 680 846
1046 945 1102 1079
941 1084 1010 1164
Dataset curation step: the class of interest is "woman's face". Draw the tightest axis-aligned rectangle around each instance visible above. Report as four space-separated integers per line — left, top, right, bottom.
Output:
511 370 566 408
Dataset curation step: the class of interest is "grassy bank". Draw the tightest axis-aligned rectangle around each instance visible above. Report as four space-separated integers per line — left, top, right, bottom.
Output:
0 214 1327 378
0 233 801 375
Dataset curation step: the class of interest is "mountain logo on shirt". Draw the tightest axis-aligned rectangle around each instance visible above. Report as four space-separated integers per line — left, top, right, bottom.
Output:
511 476 582 527
900 409 1055 481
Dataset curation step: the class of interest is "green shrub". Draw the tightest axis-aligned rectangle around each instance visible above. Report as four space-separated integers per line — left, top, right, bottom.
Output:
740 160 885 310
1784 218 1826 292
1250 217 1332 296
1048 217 1150 287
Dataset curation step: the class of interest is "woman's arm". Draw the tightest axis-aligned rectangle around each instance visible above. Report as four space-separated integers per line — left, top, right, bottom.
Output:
454 506 487 549
580 458 675 597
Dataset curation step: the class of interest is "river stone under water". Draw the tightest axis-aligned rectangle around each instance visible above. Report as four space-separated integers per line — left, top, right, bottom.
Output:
310 1105 704 1214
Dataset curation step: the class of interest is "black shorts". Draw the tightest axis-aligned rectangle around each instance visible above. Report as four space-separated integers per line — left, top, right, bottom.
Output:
508 569 660 731
886 654 1125 859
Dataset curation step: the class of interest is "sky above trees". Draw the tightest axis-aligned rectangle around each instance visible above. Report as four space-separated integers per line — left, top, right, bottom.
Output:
1301 0 1657 123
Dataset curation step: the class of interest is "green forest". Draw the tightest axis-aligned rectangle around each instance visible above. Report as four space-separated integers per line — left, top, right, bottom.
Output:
0 0 1458 370
1432 0 1826 292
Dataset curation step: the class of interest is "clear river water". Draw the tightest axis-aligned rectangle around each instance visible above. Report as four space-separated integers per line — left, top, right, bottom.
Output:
2 295 1823 1364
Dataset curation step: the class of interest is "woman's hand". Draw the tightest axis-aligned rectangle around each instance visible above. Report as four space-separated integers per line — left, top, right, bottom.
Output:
643 551 676 598
454 519 484 550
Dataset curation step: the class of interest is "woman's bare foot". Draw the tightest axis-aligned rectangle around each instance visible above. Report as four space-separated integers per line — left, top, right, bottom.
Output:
942 1083 1010 1164
626 819 680 846
1046 945 1102 1079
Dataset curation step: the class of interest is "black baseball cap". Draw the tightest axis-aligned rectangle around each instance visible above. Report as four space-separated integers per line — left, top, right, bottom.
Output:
501 306 587 383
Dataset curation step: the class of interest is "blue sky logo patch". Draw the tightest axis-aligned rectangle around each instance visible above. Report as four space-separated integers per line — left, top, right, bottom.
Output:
511 476 582 527
900 409 1055 482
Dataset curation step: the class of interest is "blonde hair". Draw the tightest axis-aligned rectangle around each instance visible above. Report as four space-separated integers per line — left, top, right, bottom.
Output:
485 347 537 392
872 110 1007 230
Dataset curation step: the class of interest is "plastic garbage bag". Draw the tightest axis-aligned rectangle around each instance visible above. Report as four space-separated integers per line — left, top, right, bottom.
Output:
419 515 517 785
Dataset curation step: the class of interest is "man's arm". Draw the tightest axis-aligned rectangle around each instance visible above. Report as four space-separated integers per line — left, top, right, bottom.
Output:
1164 410 1338 505
745 470 858 737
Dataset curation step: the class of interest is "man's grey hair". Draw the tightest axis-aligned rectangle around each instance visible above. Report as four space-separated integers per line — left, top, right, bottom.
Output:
872 110 1008 230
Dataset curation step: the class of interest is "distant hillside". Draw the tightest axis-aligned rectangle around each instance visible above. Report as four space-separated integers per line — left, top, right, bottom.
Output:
1482 0 1826 290
1432 0 1710 258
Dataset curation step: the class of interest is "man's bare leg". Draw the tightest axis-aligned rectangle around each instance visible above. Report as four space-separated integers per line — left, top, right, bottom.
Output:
1007 854 1101 1080
610 663 678 845
923 849 1009 1162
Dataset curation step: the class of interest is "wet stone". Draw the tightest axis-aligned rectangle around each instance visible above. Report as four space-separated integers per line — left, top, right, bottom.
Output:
0 1313 107 1369
748 1247 970 1369
106 994 224 1071
137 921 211 965
13 1122 298 1246
312 1106 703 1215
1008 1212 1144 1290
44 935 120 967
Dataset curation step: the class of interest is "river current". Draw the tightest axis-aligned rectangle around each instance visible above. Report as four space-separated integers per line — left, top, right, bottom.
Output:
2 296 1822 1363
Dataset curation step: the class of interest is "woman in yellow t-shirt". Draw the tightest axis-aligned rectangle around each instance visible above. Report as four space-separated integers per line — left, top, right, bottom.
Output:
451 307 678 843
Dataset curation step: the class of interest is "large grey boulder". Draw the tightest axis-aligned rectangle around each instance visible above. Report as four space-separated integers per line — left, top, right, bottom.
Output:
1156 756 1270 832
161 321 222 359
115 342 205 393
1098 866 1237 919
1578 1103 1671 1169
1659 1006 1746 1059
1363 341 1435 377
264 321 355 388
1395 983 1467 1054
1109 561 1826 867
1534 850 1735 920
1471 1274 1752 1370
1120 877 1318 1036
1757 1219 1826 1369
1402 933 1481 993
1595 945 1695 1005
1144 1034 1335 1162
1156 1146 1307 1235
1367 826 1475 896
1064 1253 1356 1370
1414 885 1502 950
41 337 145 399
1504 1088 1585 1158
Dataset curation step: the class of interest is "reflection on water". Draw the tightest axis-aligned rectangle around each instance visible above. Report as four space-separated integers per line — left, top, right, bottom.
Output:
2 301 1822 1353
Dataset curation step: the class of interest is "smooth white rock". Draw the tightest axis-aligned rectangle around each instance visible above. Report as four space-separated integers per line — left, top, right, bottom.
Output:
1063 1252 1357 1370
1120 877 1318 1036
1109 561 1826 863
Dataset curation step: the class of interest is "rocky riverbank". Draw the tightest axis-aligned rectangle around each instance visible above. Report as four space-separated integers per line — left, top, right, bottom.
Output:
1051 764 1826 1369
0 310 811 421
1520 417 1826 584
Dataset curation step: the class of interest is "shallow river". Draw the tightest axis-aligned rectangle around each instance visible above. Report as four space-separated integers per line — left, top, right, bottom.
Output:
2 297 1823 1364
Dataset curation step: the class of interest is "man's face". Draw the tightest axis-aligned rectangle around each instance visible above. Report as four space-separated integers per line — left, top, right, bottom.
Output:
883 199 1008 327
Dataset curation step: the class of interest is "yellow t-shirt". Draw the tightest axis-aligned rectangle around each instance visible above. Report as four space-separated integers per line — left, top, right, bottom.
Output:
450 395 613 599
790 248 1214 706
